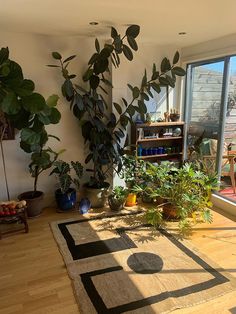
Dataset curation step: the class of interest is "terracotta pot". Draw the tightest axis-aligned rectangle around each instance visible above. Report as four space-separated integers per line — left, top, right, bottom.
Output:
162 203 178 220
18 191 44 218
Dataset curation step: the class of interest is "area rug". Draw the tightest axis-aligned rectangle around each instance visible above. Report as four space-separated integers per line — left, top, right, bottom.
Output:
50 212 236 314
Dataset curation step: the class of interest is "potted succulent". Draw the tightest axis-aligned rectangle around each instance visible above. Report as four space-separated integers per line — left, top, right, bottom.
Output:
49 25 185 207
108 186 129 211
0 47 62 217
50 160 83 211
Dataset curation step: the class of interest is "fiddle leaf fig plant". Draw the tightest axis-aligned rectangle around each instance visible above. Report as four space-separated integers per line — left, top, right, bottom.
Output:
50 25 186 189
0 47 62 194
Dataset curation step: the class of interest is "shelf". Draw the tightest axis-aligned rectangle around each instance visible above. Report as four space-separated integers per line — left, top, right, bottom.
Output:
135 121 184 128
137 136 183 143
138 153 183 159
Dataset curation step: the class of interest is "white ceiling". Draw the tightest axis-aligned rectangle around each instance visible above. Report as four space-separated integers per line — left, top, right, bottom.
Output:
1 0 236 47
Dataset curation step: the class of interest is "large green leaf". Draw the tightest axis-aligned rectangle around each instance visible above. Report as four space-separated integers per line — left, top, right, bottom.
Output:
127 36 138 51
21 128 41 145
22 93 46 113
125 25 140 38
95 38 100 53
46 94 59 107
0 92 21 114
173 51 180 64
161 57 171 73
52 52 62 60
48 107 61 124
122 45 133 61
126 105 135 117
111 27 118 39
63 79 74 98
90 75 100 90
94 58 109 74
114 102 122 115
13 79 35 96
3 60 23 83
7 108 30 130
137 100 147 114
0 64 10 77
74 93 84 110
38 112 51 125
88 53 99 65
172 66 186 76
151 82 161 94
63 55 76 63
132 86 140 99
20 140 32 153
0 47 9 65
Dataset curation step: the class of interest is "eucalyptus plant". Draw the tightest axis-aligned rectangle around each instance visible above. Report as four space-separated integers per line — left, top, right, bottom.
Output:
49 25 186 188
0 47 62 194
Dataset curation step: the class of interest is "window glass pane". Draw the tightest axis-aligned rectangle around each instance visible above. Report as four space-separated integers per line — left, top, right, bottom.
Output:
187 61 224 170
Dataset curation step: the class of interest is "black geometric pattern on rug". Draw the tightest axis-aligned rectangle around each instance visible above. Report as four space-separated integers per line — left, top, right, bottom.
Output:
58 213 230 314
58 213 139 260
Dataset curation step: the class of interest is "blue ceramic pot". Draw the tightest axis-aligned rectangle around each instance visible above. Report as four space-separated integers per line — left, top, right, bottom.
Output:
79 198 91 214
55 188 76 211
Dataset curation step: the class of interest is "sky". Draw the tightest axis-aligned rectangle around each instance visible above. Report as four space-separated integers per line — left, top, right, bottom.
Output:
203 56 236 75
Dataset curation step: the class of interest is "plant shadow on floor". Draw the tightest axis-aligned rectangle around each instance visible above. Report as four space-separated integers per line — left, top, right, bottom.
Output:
94 210 196 243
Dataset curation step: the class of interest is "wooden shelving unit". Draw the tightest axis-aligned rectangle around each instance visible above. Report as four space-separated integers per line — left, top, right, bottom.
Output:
131 121 185 164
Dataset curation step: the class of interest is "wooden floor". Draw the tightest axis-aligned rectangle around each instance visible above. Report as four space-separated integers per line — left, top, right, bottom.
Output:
0 207 236 314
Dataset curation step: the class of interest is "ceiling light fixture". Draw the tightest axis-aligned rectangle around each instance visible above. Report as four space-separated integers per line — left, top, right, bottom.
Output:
178 32 186 35
89 22 99 25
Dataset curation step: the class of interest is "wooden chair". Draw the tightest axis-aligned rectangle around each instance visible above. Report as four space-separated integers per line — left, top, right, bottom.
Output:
201 140 236 193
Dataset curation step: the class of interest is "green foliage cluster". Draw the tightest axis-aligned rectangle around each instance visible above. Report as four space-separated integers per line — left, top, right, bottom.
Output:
110 186 129 201
141 161 219 230
50 160 83 194
50 24 186 189
0 47 62 192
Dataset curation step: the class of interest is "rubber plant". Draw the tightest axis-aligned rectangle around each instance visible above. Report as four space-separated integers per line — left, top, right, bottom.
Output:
0 47 62 197
49 25 186 190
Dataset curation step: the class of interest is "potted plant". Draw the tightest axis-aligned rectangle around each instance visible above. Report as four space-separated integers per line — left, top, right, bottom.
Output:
119 154 146 206
108 186 129 211
50 160 83 211
0 47 62 217
49 25 185 207
145 162 219 232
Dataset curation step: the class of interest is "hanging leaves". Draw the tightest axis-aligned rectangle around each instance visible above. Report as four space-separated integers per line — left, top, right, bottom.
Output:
122 44 133 61
125 25 140 38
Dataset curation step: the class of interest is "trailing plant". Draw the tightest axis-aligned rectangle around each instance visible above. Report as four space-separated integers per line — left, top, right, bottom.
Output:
0 47 62 194
50 25 185 188
50 160 83 193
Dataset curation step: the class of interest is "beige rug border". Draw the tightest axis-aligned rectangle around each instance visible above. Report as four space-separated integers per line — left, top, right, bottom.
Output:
50 213 236 314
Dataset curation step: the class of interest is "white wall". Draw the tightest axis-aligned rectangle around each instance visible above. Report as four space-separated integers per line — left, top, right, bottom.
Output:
0 30 181 203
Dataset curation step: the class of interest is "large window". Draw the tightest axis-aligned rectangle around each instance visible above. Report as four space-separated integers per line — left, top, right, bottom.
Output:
185 55 236 203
